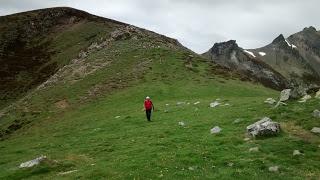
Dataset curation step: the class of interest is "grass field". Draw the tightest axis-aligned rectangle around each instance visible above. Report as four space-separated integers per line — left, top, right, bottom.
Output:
0 24 320 179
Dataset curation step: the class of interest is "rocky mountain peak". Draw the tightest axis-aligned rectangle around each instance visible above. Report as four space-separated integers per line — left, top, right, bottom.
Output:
303 26 317 32
272 34 286 44
209 40 239 55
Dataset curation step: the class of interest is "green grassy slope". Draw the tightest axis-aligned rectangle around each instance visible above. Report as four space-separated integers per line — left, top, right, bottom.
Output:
0 29 320 179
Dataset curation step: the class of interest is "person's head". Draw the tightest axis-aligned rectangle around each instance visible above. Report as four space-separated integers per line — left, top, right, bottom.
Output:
146 96 150 100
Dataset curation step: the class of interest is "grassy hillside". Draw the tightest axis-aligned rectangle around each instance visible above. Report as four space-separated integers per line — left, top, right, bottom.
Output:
0 8 319 179
0 7 122 108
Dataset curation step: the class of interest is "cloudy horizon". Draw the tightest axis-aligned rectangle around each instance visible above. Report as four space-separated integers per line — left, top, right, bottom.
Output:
1 0 319 53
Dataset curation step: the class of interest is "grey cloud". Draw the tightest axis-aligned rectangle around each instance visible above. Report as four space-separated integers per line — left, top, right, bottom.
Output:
0 0 319 53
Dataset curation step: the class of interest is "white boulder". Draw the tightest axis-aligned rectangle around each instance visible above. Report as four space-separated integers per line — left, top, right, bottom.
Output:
279 89 291 102
246 117 280 137
311 127 320 134
210 126 222 134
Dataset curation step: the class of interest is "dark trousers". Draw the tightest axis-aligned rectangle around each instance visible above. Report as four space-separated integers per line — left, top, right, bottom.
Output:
146 109 152 121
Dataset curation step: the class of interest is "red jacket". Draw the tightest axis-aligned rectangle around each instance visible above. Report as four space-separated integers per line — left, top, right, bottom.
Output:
144 100 153 110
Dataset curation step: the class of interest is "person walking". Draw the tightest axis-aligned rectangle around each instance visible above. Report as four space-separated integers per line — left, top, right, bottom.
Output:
144 96 154 121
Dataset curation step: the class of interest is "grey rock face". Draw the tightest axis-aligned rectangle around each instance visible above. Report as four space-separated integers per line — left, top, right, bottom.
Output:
247 117 280 137
204 40 288 90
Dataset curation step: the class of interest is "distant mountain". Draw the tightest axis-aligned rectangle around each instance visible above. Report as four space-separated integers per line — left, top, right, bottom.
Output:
203 40 288 90
204 26 320 90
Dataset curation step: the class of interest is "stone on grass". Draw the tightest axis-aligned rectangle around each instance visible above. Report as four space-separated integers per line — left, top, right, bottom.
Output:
246 117 280 137
249 147 259 152
188 166 195 171
19 155 47 168
176 102 186 105
293 150 303 156
315 90 320 99
58 170 78 175
193 101 200 105
178 121 185 126
115 116 121 119
264 98 276 105
210 101 220 108
311 127 320 134
312 109 320 118
244 137 250 141
227 162 234 167
233 118 242 124
210 126 222 134
269 166 279 172
275 89 291 107
298 94 312 103
279 89 291 102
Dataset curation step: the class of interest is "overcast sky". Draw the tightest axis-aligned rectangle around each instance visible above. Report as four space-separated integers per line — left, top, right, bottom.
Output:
0 0 319 53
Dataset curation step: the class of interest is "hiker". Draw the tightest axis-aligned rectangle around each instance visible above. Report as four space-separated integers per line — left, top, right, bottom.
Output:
144 96 154 121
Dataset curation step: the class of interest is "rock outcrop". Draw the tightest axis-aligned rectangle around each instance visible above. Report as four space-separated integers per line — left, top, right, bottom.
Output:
247 117 280 137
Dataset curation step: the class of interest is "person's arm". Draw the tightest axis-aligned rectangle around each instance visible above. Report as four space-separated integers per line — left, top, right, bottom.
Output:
142 102 146 111
152 102 155 111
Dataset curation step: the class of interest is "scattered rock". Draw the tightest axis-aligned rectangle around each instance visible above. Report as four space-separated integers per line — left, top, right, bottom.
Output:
19 155 47 168
315 90 320 99
165 104 169 106
311 127 320 134
279 89 291 102
193 101 200 105
312 109 320 118
233 118 242 124
188 166 195 171
275 89 291 107
210 101 220 108
176 102 186 105
58 170 78 175
246 117 280 137
268 166 279 172
115 116 121 119
227 162 234 167
210 126 222 134
178 121 185 126
249 147 259 152
290 86 307 99
293 150 303 156
264 98 276 105
298 94 312 103
244 137 250 141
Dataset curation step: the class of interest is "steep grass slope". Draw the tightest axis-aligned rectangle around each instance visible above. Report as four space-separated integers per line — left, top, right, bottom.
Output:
0 8 319 179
